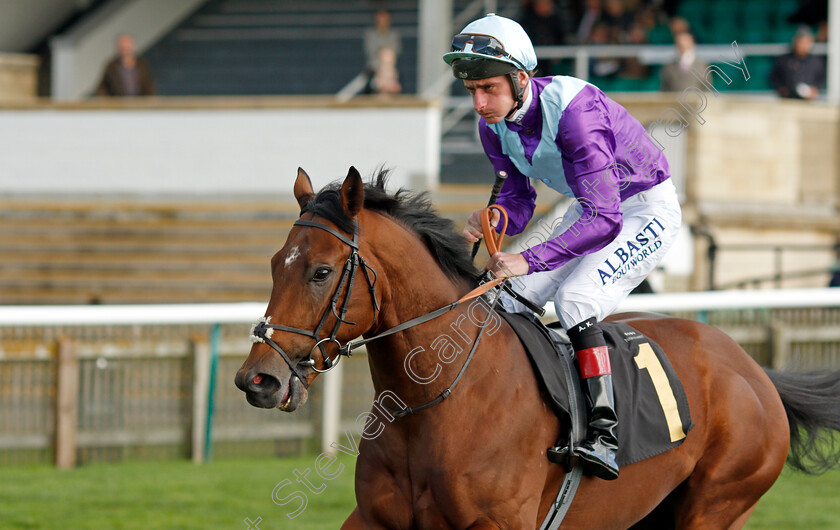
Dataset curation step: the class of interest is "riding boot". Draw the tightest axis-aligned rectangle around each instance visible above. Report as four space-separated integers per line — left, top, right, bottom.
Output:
547 317 619 480
576 373 620 480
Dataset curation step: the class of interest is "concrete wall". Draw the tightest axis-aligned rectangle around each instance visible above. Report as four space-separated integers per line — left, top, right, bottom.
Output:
0 97 441 196
614 94 840 291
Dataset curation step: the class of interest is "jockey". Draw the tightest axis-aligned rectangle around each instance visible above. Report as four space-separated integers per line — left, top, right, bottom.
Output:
443 14 681 480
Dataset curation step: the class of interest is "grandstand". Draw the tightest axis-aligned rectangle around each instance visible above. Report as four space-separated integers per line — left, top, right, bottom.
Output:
0 190 554 305
0 0 837 303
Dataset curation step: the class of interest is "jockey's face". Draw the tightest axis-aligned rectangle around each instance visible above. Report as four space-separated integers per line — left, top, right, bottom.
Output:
463 72 529 124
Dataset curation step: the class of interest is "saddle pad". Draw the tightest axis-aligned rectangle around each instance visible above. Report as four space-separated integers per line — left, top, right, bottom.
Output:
500 312 694 466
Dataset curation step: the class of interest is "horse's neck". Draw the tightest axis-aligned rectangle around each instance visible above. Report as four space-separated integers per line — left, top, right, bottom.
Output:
362 219 485 405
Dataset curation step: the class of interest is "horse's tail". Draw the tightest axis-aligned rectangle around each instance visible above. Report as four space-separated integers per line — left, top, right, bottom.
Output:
764 368 840 474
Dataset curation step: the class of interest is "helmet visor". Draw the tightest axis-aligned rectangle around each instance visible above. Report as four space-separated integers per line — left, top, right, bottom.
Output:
451 57 517 80
450 33 527 71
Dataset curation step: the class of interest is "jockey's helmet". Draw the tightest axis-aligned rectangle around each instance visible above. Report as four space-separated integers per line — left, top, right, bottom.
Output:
442 14 537 113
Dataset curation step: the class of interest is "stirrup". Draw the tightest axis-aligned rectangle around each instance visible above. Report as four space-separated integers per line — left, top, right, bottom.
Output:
547 441 576 470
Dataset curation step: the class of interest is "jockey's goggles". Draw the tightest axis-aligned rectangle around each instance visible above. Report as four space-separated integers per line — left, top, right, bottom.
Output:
451 33 528 71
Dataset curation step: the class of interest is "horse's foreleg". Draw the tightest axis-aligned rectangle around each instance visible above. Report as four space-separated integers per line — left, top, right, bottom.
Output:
727 502 758 530
341 507 367 529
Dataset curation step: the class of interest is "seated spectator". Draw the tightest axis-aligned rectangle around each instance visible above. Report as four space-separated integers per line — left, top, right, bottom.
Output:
602 0 634 42
364 9 401 76
576 0 603 44
370 47 402 96
96 34 155 97
660 31 709 91
770 27 826 100
588 22 622 78
618 22 651 80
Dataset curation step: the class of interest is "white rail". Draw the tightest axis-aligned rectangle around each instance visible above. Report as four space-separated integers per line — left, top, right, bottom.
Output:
1 288 839 328
616 287 840 314
2 288 838 460
0 302 264 327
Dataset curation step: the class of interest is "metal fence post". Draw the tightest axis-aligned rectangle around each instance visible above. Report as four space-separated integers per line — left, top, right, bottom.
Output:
204 323 221 461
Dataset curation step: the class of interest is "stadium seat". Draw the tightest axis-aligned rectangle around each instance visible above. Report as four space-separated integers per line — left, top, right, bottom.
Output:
773 25 799 44
648 24 673 45
743 27 771 44
741 0 772 30
676 0 707 29
746 56 775 91
773 0 800 27
709 1 739 30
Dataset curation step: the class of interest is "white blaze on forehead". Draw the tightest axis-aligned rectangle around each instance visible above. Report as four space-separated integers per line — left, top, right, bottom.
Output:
284 246 300 267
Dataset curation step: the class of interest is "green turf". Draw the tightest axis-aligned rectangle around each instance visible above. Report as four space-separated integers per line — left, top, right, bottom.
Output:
747 467 840 529
0 455 838 529
0 454 357 530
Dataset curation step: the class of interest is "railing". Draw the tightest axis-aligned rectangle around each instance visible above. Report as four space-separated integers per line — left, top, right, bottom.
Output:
434 42 829 136
694 235 840 290
3 288 840 467
0 303 366 467
533 42 829 82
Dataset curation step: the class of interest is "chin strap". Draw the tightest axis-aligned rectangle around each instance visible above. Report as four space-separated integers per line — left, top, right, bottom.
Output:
504 71 526 119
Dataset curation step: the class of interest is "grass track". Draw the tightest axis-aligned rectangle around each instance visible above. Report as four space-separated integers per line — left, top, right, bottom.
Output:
0 455 838 529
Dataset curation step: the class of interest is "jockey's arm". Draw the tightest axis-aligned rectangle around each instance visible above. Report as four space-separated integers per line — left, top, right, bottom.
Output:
477 122 537 233
519 99 624 275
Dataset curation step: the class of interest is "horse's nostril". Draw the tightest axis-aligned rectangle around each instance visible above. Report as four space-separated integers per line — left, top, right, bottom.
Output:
250 373 281 395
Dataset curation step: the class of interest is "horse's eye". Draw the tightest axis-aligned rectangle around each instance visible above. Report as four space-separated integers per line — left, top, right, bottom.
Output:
311 267 332 282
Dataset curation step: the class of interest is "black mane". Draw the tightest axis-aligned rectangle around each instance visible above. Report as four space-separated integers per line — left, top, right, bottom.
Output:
300 170 481 286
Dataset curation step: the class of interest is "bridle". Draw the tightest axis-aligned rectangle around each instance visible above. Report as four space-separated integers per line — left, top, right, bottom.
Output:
249 213 508 414
249 218 379 388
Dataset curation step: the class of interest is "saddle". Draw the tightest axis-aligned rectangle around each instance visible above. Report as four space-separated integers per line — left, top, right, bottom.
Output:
499 310 694 467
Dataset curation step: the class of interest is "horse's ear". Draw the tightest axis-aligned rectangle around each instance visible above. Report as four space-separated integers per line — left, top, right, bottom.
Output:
340 166 364 218
294 167 315 209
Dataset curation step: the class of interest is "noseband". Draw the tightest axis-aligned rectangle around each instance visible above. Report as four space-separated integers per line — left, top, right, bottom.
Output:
249 218 379 388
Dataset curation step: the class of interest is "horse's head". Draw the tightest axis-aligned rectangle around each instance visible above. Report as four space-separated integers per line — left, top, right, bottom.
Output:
235 166 379 411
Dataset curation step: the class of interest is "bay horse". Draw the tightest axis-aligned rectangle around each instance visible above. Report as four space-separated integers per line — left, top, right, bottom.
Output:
235 167 840 529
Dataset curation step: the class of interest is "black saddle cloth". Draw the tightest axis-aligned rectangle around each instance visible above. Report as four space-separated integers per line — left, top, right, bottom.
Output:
499 311 694 466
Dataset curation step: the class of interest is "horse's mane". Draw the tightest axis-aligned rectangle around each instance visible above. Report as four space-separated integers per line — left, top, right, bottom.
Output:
300 169 481 286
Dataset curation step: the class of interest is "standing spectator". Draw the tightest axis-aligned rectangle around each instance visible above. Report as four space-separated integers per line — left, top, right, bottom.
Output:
770 27 826 100
660 31 709 91
95 34 155 97
364 9 401 76
669 16 690 37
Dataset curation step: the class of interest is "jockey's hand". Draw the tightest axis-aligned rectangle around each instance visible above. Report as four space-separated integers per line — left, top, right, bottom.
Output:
463 207 501 243
486 252 529 277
